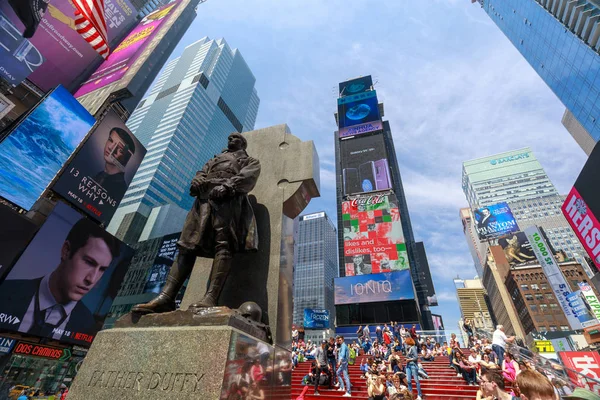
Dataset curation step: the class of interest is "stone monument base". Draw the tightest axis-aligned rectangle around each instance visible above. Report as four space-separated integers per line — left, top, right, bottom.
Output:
66 324 291 400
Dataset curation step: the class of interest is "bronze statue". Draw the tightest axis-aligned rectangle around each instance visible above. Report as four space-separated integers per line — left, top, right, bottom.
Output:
133 132 261 314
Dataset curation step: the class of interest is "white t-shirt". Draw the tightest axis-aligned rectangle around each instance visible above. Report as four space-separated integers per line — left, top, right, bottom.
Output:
492 329 508 348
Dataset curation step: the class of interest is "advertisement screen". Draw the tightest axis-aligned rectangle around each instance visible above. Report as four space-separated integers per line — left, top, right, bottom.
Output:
143 233 181 294
566 290 599 328
337 91 381 129
562 142 600 268
339 76 373 97
579 282 600 323
498 232 536 267
0 0 137 92
334 270 415 305
303 309 330 329
342 193 409 276
0 10 44 86
340 134 391 196
473 202 519 240
0 203 133 346
432 314 444 331
75 1 180 97
52 110 147 224
0 85 94 210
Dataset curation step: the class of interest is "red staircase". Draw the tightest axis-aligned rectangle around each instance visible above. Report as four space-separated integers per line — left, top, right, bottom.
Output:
291 352 480 400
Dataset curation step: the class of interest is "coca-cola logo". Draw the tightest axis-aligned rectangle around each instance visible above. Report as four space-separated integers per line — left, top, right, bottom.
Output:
350 195 386 208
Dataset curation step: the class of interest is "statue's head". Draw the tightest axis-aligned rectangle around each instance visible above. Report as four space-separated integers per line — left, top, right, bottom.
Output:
228 132 247 151
239 301 262 322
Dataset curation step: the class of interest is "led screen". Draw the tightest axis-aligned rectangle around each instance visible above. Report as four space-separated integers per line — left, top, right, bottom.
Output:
303 309 330 329
473 202 519 240
337 91 381 129
0 10 43 86
339 76 373 97
334 270 415 305
340 133 391 196
143 233 181 294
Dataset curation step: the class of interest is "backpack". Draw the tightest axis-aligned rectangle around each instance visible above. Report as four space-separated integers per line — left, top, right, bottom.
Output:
348 347 357 365
318 373 329 386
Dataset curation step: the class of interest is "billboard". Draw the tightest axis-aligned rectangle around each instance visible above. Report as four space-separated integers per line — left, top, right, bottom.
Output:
334 270 415 305
75 1 180 97
562 142 600 268
498 232 536 267
0 0 137 92
566 290 599 328
559 351 600 392
0 10 44 86
337 91 381 130
339 76 373 97
303 309 330 329
524 226 583 330
0 203 133 346
0 85 94 210
143 233 181 294
0 207 38 282
52 110 147 224
432 314 444 331
473 202 519 240
340 134 391 196
342 193 409 276
579 282 600 322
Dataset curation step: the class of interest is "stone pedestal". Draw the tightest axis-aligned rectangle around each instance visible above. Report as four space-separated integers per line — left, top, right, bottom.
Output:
67 324 291 400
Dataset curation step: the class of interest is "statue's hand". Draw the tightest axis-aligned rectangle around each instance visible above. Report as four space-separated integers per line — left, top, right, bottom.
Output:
209 185 234 201
190 177 207 196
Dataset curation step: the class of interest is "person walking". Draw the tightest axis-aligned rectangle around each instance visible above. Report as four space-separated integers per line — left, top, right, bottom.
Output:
405 337 424 400
335 335 352 397
492 325 514 363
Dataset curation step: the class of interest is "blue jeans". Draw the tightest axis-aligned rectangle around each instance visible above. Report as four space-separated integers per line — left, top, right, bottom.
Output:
492 344 505 364
336 361 351 393
328 357 336 383
406 362 422 396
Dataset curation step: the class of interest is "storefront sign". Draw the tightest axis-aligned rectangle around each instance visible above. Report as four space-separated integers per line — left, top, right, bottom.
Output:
0 336 16 354
533 340 554 353
13 341 68 360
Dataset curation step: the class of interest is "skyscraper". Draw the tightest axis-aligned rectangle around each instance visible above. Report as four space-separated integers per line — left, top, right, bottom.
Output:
107 38 260 244
453 277 495 332
473 0 600 151
293 212 338 340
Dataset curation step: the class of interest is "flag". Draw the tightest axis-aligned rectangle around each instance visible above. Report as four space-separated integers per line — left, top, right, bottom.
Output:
72 0 110 59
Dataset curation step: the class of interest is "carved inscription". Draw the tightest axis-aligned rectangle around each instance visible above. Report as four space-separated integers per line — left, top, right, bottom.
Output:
88 370 205 392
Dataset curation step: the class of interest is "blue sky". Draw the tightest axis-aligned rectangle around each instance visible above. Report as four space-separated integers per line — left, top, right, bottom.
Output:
165 0 588 331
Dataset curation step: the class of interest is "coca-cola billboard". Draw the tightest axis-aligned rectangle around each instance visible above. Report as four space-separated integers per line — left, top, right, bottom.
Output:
341 193 409 277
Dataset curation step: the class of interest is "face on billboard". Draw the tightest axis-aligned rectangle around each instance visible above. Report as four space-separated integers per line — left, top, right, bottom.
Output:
473 202 519 240
342 194 408 277
0 0 137 92
52 110 146 224
0 203 133 345
338 91 381 129
0 85 94 210
334 270 415 305
339 76 373 97
340 134 391 196
498 232 536 267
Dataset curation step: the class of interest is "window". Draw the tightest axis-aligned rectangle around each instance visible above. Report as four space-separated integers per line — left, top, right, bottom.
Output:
535 294 544 301
525 294 534 301
560 326 569 331
541 284 548 290
550 304 559 310
545 294 554 300
529 304 538 313
531 284 540 290
540 304 548 313
521 284 529 291
549 326 558 332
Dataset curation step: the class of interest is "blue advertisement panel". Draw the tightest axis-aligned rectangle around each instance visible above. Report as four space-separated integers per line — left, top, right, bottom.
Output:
303 309 330 329
339 76 373 97
334 270 415 305
566 290 599 328
0 85 94 210
337 91 381 129
0 336 16 355
474 202 519 240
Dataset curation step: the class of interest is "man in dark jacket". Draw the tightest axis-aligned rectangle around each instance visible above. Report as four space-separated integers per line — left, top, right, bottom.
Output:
134 133 261 313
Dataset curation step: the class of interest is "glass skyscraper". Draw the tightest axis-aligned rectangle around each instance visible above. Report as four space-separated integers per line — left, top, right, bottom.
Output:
293 212 338 340
476 0 600 151
107 37 259 243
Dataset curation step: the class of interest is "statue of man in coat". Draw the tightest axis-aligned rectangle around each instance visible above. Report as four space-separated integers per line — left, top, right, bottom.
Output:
133 132 261 314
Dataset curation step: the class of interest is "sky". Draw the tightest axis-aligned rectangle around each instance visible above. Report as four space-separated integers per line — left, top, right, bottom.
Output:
164 0 588 331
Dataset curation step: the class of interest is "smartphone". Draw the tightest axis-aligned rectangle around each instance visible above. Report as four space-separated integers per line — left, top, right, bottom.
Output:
343 168 360 195
374 159 391 190
359 162 376 192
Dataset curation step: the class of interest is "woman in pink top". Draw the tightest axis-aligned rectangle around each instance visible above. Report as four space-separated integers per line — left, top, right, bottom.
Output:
501 352 520 383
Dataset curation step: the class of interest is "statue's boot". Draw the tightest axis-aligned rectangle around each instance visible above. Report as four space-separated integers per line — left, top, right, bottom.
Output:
132 250 195 314
190 253 232 308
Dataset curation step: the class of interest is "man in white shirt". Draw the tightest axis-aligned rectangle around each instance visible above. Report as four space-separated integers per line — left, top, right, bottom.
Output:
492 325 515 362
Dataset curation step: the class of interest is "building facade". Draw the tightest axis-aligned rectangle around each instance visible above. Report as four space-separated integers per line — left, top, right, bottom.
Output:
293 212 338 339
475 0 600 151
453 277 496 332
107 37 260 244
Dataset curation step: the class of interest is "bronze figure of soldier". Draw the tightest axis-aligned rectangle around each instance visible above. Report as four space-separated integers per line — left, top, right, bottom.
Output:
133 132 261 314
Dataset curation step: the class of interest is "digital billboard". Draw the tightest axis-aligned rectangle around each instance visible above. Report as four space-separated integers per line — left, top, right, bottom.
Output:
579 282 600 323
75 1 180 97
342 193 409 276
334 270 414 305
498 232 536 267
0 85 95 210
0 10 44 86
340 133 391 196
339 76 373 97
562 142 600 268
473 202 519 240
432 314 444 331
143 233 181 294
566 290 599 328
0 203 133 346
0 0 137 92
303 309 330 329
52 110 147 224
337 91 381 130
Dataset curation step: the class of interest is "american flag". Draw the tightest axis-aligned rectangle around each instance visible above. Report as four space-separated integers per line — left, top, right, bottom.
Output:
72 0 110 59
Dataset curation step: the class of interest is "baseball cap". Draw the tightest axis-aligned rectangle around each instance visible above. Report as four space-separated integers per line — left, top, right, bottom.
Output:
321 340 327 344
563 388 600 400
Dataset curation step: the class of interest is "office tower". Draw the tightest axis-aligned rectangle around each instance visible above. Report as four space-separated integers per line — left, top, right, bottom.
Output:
292 212 338 341
453 277 495 332
562 110 596 156
473 0 600 152
333 76 436 333
107 38 260 244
